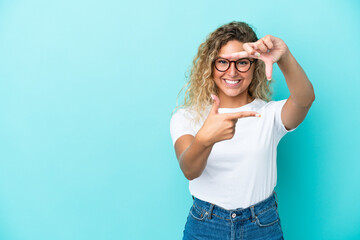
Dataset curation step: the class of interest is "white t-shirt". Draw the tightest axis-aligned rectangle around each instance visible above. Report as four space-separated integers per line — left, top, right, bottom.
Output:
170 98 297 210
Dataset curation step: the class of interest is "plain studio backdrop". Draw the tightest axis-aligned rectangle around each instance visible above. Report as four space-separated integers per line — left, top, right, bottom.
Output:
0 0 359 239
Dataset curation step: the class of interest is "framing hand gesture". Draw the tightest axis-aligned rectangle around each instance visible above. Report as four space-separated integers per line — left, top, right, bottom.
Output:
223 35 289 80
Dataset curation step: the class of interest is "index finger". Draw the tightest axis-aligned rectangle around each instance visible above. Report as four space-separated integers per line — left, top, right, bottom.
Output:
221 51 249 59
223 111 261 119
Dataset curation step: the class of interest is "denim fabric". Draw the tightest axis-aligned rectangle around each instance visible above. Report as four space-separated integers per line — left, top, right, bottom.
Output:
183 191 284 240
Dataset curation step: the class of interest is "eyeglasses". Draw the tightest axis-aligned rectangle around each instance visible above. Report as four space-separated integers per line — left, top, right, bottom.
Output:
214 58 256 73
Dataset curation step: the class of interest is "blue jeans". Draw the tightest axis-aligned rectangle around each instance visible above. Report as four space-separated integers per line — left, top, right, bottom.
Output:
183 191 284 240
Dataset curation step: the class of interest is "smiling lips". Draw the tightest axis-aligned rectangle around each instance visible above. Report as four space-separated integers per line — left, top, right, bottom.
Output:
223 78 243 87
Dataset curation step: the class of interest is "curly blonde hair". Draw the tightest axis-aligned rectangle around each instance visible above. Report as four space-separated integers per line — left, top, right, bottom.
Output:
174 21 273 122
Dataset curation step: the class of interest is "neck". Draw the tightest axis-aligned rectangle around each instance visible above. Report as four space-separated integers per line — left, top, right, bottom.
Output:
218 92 254 108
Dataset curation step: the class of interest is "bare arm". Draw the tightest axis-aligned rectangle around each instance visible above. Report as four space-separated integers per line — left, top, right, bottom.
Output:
174 135 214 180
226 35 315 131
278 51 315 130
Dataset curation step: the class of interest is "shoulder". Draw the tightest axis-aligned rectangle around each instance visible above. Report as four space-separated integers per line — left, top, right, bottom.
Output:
170 107 201 145
171 105 211 121
171 107 197 121
170 107 198 129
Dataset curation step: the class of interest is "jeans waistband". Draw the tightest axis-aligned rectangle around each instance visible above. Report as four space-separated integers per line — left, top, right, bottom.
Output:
191 190 279 222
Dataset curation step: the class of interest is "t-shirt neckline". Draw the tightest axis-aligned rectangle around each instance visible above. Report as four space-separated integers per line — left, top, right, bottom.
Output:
218 98 260 113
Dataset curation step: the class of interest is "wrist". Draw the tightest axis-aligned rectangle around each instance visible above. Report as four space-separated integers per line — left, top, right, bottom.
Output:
277 48 292 66
194 131 213 148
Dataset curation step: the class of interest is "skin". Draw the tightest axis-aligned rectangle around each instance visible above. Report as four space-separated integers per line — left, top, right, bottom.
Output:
213 40 256 108
175 34 315 180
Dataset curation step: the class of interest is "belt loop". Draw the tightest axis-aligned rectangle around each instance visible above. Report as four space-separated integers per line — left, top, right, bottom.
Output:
273 190 279 208
207 204 214 219
250 206 256 222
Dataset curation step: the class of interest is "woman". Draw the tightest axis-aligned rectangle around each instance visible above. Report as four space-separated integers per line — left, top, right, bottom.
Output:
170 21 315 239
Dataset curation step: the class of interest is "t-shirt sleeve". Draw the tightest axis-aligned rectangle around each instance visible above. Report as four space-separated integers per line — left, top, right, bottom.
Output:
269 99 297 142
170 109 196 146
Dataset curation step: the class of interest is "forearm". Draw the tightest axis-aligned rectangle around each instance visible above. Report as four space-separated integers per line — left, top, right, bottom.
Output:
179 135 214 181
277 50 315 107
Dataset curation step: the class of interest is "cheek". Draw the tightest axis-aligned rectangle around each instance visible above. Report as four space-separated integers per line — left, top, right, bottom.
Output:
245 67 256 80
213 69 223 80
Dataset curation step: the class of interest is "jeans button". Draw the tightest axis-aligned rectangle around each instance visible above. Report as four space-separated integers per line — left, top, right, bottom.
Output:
232 213 236 218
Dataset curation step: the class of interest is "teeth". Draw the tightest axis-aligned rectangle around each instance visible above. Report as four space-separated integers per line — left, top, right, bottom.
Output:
225 79 240 84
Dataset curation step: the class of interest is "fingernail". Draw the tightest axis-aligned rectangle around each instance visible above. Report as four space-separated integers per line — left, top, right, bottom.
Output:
267 77 271 81
211 94 215 100
255 114 261 117
255 52 260 57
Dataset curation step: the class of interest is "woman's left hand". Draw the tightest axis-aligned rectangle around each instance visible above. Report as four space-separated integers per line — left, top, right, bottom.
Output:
223 35 289 80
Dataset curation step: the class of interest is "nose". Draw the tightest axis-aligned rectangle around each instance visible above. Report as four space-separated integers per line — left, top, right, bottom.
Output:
227 62 238 77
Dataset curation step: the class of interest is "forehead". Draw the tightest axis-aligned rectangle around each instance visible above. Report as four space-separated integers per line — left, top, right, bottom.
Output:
218 40 244 56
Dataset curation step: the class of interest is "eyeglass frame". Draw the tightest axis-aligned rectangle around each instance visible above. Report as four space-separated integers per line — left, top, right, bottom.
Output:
213 57 257 73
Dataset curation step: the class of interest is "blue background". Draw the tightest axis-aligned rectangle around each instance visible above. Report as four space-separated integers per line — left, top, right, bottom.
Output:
0 0 359 239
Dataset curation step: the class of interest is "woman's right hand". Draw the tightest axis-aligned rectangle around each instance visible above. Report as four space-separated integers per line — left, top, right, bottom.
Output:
195 95 260 147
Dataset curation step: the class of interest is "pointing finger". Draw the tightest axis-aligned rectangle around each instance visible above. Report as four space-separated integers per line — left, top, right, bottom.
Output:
221 51 249 59
223 111 261 120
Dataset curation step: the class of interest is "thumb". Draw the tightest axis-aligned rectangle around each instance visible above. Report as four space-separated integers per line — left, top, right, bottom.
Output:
264 59 273 81
210 94 220 114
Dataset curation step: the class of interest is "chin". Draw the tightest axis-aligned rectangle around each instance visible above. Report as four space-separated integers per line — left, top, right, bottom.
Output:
223 90 245 97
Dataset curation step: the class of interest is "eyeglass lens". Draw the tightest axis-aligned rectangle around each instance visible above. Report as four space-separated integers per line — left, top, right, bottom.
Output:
215 58 252 72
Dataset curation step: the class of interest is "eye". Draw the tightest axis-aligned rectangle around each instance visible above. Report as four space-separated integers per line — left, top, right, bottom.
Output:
217 59 228 65
237 60 250 66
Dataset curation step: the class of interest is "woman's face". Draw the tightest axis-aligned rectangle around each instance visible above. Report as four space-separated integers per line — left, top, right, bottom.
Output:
213 40 255 101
